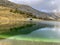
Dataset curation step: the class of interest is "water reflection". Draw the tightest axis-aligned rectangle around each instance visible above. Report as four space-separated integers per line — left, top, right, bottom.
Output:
27 21 60 39
0 21 60 45
28 27 60 39
8 21 60 40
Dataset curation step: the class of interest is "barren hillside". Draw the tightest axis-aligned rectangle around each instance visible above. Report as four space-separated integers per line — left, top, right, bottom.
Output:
0 0 55 20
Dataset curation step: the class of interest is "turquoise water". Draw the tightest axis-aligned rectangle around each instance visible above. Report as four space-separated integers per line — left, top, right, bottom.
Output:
8 21 60 42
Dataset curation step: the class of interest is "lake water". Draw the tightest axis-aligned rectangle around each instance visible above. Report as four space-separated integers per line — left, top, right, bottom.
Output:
0 21 60 45
8 21 60 42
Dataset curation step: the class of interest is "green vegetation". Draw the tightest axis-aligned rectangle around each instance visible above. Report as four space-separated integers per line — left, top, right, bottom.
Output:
10 8 37 18
10 9 13 12
10 8 25 14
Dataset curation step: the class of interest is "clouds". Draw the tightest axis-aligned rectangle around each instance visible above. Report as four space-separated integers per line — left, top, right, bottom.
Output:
9 0 43 5
8 0 60 12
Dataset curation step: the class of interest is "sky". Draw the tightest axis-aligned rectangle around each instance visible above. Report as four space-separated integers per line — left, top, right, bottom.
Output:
9 0 60 13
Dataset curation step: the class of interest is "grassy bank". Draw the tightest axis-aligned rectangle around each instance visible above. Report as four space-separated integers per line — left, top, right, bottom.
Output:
11 39 60 45
0 39 60 45
10 37 60 43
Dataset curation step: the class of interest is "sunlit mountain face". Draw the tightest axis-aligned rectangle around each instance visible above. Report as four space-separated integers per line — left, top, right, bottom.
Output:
8 0 60 13
8 0 60 20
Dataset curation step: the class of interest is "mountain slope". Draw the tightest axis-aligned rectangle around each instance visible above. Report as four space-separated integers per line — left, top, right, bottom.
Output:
49 12 60 20
0 0 55 20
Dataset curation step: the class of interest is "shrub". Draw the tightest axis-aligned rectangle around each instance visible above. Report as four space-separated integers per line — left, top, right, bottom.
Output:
19 11 25 14
10 9 13 12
